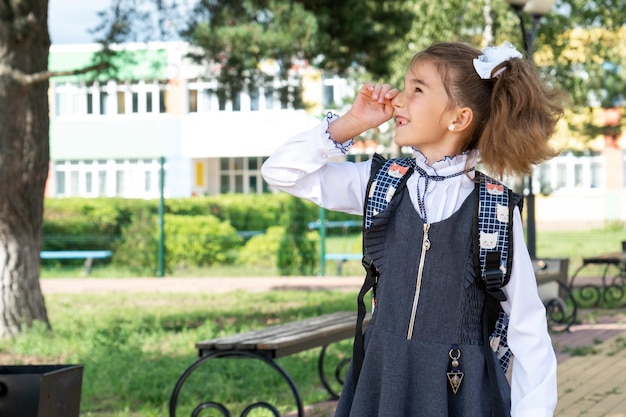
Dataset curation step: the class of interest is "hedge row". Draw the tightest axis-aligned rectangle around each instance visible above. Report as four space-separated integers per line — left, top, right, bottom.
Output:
42 194 360 275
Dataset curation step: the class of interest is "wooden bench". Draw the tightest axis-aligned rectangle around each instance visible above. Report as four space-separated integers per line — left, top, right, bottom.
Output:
40 250 112 275
169 311 370 417
533 257 577 332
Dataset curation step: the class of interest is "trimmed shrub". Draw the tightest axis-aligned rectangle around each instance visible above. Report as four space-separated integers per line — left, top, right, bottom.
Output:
236 226 284 268
113 209 161 275
277 196 319 276
163 214 242 267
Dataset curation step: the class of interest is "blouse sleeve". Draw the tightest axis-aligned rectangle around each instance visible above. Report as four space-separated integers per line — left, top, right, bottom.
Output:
261 113 371 215
501 207 558 417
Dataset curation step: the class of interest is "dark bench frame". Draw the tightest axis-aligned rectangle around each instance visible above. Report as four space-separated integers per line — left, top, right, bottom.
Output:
568 242 626 307
169 311 369 417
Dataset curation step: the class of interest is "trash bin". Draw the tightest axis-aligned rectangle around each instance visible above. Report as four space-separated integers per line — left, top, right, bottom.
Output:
0 364 83 417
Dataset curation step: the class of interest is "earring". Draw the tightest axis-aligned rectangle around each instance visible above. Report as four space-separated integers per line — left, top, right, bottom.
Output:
448 124 456 131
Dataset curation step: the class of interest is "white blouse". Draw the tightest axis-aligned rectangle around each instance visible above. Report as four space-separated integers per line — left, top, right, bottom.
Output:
261 115 558 417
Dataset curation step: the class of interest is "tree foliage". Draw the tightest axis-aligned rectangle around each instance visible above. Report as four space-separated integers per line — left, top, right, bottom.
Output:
92 0 626 143
537 0 626 142
182 0 316 102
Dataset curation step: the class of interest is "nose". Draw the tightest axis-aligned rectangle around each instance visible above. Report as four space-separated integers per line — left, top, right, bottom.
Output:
391 90 405 108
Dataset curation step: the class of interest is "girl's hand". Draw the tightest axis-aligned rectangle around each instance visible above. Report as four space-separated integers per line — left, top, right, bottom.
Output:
349 82 399 129
327 83 399 143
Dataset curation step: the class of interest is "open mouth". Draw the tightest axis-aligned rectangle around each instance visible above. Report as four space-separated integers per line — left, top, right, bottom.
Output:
395 116 409 127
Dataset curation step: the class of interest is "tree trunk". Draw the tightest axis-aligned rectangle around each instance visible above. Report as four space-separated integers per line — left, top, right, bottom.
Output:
0 0 51 337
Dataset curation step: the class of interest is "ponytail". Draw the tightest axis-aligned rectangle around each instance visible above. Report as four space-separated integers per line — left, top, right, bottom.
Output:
478 59 564 178
414 42 566 179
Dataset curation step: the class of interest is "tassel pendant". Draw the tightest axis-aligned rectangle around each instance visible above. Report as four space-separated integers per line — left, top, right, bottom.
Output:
447 345 464 394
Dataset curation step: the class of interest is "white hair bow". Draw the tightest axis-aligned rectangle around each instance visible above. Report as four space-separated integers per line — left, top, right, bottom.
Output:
473 41 523 79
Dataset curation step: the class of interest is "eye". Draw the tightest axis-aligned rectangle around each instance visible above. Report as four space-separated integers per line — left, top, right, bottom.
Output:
414 86 423 93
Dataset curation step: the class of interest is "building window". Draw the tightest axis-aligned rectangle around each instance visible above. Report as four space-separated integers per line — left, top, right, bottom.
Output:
203 89 215 111
159 89 167 113
218 156 267 194
556 163 567 189
235 174 244 192
220 175 230 193
115 171 124 195
85 172 93 194
55 170 66 195
87 93 94 114
100 92 109 115
591 161 601 188
188 89 198 113
574 163 583 187
70 171 79 195
117 91 126 114
233 92 241 111
144 171 152 192
250 88 259 111
248 157 258 170
132 91 139 113
99 170 107 196
51 159 161 198
323 84 334 108
264 87 274 110
51 79 168 117
249 176 258 193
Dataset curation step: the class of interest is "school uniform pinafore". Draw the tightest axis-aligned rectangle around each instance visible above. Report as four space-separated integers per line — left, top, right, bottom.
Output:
334 180 511 417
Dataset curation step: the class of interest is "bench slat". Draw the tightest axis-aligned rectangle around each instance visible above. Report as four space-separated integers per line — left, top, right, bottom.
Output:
40 250 112 259
583 252 626 266
197 311 353 349
241 314 356 349
257 318 366 358
196 311 365 358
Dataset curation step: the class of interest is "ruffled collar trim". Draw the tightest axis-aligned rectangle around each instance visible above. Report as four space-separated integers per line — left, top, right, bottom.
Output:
411 148 477 176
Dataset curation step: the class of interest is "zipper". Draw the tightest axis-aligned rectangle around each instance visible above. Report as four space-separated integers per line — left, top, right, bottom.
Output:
407 223 430 340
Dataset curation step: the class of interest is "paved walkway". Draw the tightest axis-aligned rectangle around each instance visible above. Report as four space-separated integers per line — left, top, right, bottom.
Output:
41 276 626 417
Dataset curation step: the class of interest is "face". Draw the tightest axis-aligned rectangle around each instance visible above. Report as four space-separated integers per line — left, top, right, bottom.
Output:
392 59 464 162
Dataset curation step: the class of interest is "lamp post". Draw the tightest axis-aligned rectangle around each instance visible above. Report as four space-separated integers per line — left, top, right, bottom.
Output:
504 0 555 259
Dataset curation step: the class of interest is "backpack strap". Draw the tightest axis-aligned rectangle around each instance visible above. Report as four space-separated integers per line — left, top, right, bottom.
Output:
473 172 515 303
352 154 413 388
473 172 520 417
364 156 414 230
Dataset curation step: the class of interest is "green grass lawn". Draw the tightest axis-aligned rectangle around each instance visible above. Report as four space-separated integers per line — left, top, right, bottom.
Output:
0 290 357 417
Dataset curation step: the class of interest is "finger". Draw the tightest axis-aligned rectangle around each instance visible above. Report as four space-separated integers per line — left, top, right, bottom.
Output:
383 88 400 100
370 83 384 100
376 84 395 102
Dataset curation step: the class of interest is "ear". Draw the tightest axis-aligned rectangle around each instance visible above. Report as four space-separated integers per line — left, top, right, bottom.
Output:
449 107 473 132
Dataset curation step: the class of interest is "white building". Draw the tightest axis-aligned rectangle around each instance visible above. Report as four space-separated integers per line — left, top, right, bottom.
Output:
47 42 625 228
48 42 353 198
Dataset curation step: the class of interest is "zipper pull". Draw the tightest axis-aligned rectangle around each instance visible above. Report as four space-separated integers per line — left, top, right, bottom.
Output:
423 223 431 251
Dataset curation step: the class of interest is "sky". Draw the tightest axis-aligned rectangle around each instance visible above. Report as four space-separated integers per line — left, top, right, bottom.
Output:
48 0 111 44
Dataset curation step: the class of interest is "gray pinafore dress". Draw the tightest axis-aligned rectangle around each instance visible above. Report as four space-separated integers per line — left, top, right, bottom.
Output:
334 182 511 417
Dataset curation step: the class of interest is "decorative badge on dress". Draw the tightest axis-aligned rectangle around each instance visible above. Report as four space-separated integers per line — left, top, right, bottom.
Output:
447 345 464 394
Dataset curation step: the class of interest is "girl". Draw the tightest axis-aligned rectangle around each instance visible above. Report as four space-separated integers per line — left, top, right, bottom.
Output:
262 41 563 417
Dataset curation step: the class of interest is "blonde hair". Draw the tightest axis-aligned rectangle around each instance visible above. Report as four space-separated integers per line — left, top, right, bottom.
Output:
412 42 565 178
